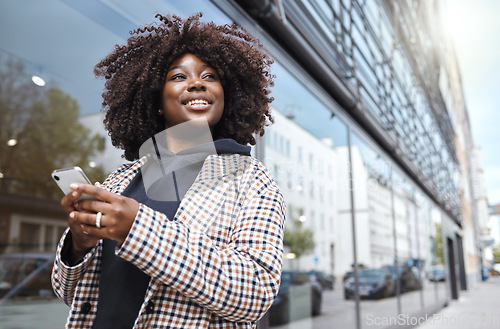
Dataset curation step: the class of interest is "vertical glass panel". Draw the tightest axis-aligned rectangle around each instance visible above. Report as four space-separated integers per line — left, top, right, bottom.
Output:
414 192 431 310
265 61 355 328
415 192 438 308
0 1 230 327
350 133 398 329
20 223 41 253
434 210 448 303
392 171 424 316
427 204 446 304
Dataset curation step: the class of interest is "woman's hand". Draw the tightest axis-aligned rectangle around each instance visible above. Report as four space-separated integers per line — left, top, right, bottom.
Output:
61 183 140 259
60 186 101 261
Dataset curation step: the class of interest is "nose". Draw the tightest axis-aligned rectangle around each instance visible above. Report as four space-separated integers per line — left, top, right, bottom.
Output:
187 78 206 91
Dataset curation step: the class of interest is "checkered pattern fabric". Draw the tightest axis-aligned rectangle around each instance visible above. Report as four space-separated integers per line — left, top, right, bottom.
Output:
52 154 286 328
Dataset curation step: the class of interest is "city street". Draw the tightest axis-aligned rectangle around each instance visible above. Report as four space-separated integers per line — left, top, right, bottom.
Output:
416 276 500 329
0 299 68 329
270 277 500 329
1 278 498 329
270 281 448 329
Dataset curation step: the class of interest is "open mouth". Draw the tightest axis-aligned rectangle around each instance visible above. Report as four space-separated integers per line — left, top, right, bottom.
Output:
186 99 210 106
185 98 211 110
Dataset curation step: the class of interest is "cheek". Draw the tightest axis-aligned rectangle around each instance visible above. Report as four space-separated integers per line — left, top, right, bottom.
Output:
216 97 225 118
218 89 225 111
160 90 168 108
161 84 180 107
209 100 225 127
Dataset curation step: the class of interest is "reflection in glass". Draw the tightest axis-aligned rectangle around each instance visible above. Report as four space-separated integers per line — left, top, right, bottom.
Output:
265 61 355 327
350 133 398 329
392 171 423 316
268 271 322 325
415 191 439 309
433 209 448 303
0 56 106 199
0 1 231 328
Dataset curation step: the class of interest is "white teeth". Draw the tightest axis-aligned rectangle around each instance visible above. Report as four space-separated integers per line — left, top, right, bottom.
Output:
187 99 209 106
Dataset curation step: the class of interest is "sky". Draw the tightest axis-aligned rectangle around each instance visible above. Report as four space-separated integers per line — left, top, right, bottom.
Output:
444 0 500 205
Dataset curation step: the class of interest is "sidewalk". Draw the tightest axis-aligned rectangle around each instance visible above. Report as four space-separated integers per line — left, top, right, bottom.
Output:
416 276 500 329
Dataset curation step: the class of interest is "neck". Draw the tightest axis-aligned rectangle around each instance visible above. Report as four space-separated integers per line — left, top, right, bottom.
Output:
164 118 213 153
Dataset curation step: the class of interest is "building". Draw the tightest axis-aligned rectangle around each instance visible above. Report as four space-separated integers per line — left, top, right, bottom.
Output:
0 1 487 328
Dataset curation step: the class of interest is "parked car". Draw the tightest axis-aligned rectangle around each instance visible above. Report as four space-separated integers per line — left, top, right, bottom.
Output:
490 264 500 276
308 270 334 290
380 264 420 293
268 271 322 325
0 253 56 302
344 268 396 300
343 271 353 282
428 267 446 282
0 253 68 329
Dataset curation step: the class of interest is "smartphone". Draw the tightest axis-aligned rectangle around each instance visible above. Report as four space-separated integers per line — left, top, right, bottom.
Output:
51 166 96 200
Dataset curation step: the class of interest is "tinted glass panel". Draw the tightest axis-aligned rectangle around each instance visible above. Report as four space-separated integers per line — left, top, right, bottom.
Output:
265 61 355 327
350 133 398 328
0 1 230 327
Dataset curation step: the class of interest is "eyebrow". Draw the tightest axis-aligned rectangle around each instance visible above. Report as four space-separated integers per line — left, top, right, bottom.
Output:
167 64 214 72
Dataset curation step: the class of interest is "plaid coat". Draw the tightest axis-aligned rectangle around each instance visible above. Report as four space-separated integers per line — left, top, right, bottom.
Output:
52 154 285 328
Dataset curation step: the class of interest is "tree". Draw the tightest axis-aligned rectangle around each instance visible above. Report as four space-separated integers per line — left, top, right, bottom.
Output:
434 223 444 265
283 218 315 259
493 246 500 264
0 56 106 199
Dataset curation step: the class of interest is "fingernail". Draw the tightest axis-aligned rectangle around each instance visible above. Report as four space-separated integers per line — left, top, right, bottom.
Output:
70 183 79 190
72 191 78 198
69 212 75 219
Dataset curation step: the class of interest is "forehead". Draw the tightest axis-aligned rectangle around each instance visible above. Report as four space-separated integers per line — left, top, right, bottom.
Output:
168 53 213 70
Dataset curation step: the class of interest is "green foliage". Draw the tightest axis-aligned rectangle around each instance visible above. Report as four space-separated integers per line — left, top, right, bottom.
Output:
351 263 366 269
283 218 315 259
434 223 444 265
493 246 500 264
0 57 106 199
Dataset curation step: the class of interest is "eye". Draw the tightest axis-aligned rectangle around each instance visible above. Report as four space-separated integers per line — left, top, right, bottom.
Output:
203 72 218 80
170 74 186 81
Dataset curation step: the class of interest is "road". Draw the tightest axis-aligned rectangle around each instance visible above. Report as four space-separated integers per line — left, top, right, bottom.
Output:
0 299 68 329
270 281 448 329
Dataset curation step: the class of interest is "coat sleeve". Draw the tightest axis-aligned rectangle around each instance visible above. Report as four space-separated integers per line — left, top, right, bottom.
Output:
51 162 133 307
51 229 99 306
116 160 286 322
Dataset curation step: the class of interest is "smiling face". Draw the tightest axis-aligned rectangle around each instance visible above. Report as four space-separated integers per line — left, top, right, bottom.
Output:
161 53 224 129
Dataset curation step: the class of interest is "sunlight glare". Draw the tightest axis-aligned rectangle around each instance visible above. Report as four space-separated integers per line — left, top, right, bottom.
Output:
442 2 470 44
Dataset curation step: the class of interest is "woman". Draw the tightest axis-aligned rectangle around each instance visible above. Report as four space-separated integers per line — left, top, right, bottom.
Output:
52 13 285 329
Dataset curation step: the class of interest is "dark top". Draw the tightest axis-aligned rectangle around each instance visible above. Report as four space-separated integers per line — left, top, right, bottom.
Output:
91 138 250 329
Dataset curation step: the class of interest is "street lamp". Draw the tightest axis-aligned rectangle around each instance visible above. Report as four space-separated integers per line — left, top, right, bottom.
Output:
31 75 46 87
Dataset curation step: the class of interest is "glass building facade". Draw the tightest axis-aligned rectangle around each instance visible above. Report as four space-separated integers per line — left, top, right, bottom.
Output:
0 1 479 328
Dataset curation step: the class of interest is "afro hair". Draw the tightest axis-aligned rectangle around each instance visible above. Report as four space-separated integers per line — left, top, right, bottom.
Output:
94 13 274 161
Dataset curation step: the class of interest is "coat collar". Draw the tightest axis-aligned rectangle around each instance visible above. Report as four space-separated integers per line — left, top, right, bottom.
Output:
113 154 249 232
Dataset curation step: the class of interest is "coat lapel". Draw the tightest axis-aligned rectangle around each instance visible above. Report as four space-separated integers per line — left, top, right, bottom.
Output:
104 157 148 195
174 154 238 233
113 154 241 234
142 154 241 304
